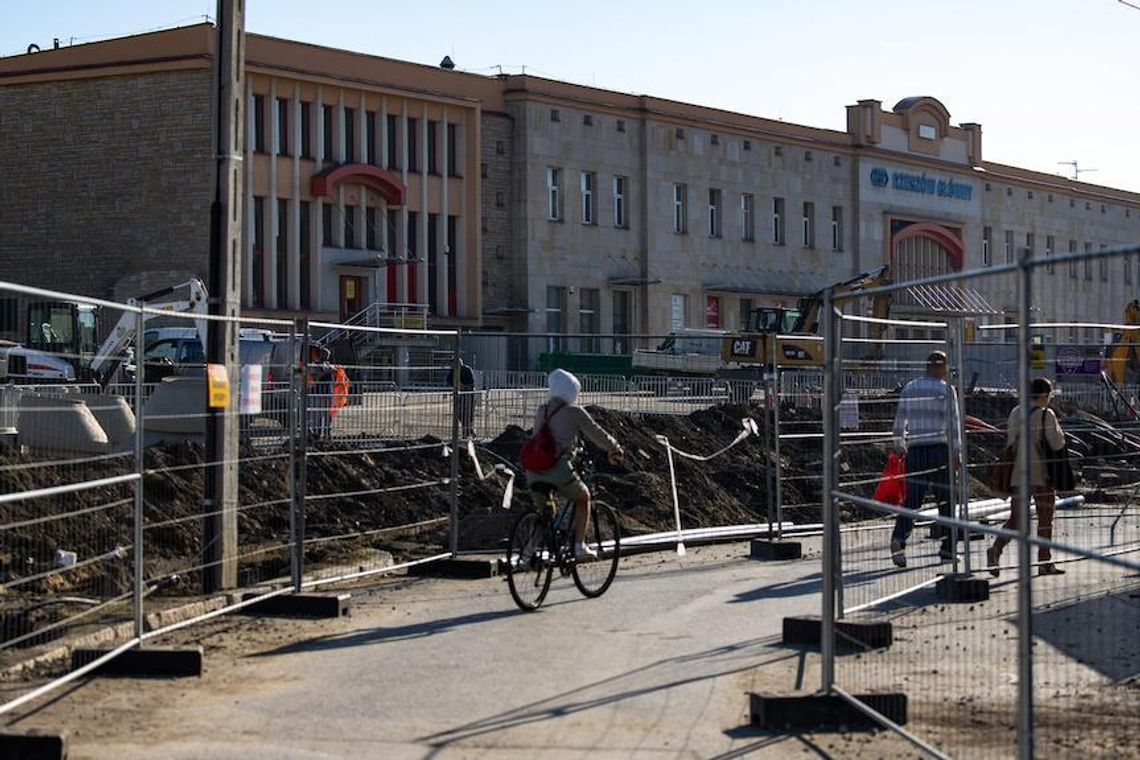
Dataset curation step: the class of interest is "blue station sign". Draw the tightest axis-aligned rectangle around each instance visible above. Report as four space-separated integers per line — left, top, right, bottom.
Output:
870 167 973 201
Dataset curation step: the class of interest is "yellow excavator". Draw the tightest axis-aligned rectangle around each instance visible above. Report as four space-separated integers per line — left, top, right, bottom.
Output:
721 266 892 368
1104 299 1140 386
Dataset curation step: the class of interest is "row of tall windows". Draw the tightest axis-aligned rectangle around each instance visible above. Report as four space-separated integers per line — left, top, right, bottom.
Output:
981 226 1131 283
250 197 457 312
249 94 461 175
673 187 843 250
545 286 634 354
546 169 629 228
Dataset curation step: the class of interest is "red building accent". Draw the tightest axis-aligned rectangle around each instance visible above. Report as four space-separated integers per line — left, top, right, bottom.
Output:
891 222 964 271
310 164 406 207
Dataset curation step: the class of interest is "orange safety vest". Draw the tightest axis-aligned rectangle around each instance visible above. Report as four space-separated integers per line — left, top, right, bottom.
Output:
330 366 350 417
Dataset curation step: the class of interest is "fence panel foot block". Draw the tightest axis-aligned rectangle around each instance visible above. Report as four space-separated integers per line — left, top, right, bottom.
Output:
71 646 202 677
409 557 500 579
782 616 893 652
750 540 803 560
935 573 990 602
750 693 907 730
242 593 352 618
0 731 68 760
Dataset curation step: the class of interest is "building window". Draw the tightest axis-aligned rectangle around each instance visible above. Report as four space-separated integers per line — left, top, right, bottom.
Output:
276 200 288 306
1084 242 1093 280
366 111 377 165
495 139 505 155
299 201 311 309
251 94 266 153
550 109 560 123
1026 232 1035 262
802 202 815 248
1005 230 1014 264
675 127 685 140
344 204 358 249
743 140 752 151
708 188 722 238
705 296 721 329
1126 254 1133 285
386 114 398 169
427 213 439 315
616 120 626 133
1100 245 1109 281
343 108 355 163
406 118 418 171
579 288 599 352
407 211 419 278
804 150 813 162
982 226 992 267
547 167 562 220
738 298 753 330
366 207 380 251
546 286 566 352
299 102 312 159
427 120 439 174
583 114 593 127
918 123 937 140
670 293 687 331
495 191 505 207
773 197 785 245
580 171 595 224
251 196 265 307
321 105 333 161
276 97 289 156
446 215 458 315
741 194 755 242
613 175 627 228
322 203 333 247
613 290 631 354
1069 240 1078 279
446 123 459 177
1045 235 1055 274
830 206 843 252
673 183 688 234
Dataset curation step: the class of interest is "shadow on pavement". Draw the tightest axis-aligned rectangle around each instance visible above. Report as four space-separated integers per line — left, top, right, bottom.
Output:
246 608 520 658
415 634 795 756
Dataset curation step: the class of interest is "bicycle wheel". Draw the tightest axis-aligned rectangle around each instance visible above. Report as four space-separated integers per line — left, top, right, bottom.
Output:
572 501 621 598
505 511 553 611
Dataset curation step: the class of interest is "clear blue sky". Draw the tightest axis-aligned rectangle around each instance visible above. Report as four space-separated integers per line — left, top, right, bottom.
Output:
5 0 1138 193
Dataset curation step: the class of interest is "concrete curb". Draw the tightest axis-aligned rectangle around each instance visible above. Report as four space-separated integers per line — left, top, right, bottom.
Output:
0 729 68 760
1 593 239 682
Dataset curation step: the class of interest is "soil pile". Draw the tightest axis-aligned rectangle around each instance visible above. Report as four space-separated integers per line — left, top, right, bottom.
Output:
3 390 1138 597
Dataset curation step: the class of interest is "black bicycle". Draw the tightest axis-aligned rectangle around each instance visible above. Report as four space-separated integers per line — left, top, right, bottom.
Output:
504 455 621 611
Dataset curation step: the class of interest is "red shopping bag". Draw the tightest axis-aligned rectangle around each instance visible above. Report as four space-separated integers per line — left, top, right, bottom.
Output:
873 452 907 506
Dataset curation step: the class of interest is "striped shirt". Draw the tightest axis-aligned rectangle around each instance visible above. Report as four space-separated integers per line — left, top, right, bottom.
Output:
892 375 962 454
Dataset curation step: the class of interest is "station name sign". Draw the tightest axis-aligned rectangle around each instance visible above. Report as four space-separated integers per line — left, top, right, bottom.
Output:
869 167 973 201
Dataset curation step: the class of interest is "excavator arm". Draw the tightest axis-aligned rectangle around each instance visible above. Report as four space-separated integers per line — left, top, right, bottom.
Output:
89 279 209 383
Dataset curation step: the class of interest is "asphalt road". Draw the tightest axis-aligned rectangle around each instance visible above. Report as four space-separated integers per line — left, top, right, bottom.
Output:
7 540 902 759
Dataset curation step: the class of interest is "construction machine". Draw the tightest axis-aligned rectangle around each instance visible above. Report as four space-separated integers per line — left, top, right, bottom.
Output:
0 300 99 382
721 266 892 368
89 279 209 385
1103 299 1140 387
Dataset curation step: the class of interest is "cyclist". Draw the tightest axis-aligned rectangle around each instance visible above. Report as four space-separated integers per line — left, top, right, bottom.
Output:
525 369 624 559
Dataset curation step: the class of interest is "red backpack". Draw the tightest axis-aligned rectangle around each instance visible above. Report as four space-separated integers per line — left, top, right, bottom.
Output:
519 401 567 471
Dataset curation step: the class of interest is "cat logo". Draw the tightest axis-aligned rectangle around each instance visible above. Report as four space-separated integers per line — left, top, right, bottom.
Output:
730 338 757 358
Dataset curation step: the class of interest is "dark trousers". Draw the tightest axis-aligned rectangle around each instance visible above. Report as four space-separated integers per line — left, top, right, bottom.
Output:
891 443 955 550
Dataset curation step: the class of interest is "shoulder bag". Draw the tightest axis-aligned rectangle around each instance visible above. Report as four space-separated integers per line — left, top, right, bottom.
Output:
1040 409 1077 492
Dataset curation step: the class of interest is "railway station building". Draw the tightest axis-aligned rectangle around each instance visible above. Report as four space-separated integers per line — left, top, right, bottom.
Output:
2 23 1138 353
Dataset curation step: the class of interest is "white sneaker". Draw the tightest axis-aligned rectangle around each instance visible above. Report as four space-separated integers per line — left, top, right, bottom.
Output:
574 542 598 560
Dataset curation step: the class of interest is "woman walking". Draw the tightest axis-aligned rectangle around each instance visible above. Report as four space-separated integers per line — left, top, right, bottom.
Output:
986 377 1067 577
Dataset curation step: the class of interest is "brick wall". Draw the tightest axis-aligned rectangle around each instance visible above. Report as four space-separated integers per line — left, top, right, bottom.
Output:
0 70 214 303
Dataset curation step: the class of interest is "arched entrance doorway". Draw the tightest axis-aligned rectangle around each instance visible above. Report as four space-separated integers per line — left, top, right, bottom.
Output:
891 221 964 307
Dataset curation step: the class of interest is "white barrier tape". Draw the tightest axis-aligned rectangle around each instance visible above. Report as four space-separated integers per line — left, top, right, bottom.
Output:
654 417 759 462
654 418 761 557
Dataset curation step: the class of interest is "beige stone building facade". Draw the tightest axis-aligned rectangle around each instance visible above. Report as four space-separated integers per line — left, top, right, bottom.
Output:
2 24 1139 356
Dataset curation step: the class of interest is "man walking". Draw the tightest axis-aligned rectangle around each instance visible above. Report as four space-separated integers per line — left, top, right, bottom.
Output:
889 350 962 568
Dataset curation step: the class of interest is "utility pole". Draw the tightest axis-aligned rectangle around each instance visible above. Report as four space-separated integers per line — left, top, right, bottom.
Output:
203 0 244 592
